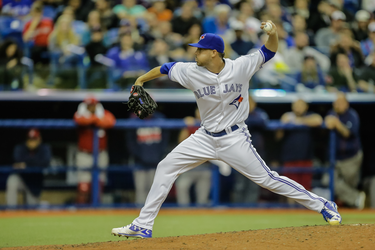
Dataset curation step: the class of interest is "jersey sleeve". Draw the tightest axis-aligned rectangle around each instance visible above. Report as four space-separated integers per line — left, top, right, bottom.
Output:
168 62 191 89
235 46 274 79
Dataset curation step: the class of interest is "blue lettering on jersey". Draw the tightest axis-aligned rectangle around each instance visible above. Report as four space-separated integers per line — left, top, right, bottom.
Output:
194 86 216 99
193 83 242 99
229 94 243 109
223 83 242 93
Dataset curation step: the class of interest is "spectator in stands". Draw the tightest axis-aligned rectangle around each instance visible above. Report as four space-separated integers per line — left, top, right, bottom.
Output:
276 99 323 191
54 0 93 22
96 0 120 30
6 128 51 207
84 27 108 89
22 1 54 66
289 0 309 19
151 21 182 50
147 0 173 22
353 10 371 42
148 38 173 68
233 96 268 204
126 112 169 205
201 0 218 18
307 0 332 34
0 39 24 90
113 0 147 19
232 1 261 43
330 32 364 69
48 15 80 66
106 33 150 89
285 31 330 73
360 22 375 58
362 0 375 13
325 92 365 209
74 96 116 204
358 52 375 93
229 20 254 56
1 0 33 19
174 0 203 21
315 10 346 50
81 10 103 46
48 15 81 89
202 4 231 36
294 55 326 91
291 14 315 46
171 2 200 36
176 108 212 206
183 23 202 45
327 53 359 92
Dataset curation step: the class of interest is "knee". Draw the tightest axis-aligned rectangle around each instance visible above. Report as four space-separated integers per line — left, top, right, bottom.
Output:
6 174 20 189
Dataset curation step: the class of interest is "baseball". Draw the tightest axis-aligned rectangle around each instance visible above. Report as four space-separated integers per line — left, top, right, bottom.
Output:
263 22 272 32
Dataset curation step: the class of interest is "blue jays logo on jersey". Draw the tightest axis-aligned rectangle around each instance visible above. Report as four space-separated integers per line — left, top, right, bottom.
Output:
229 94 243 109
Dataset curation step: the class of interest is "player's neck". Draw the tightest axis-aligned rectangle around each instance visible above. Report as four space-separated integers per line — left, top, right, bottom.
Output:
205 59 225 74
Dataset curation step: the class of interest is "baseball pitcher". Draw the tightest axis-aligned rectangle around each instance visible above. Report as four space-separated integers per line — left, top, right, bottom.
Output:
112 20 342 239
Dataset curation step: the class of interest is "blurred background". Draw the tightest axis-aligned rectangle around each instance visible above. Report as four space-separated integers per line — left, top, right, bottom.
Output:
0 0 374 210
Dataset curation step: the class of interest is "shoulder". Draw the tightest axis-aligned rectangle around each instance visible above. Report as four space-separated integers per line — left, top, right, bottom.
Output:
348 108 359 119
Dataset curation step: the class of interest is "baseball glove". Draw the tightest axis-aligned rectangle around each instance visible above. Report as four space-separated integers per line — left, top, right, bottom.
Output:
127 85 158 119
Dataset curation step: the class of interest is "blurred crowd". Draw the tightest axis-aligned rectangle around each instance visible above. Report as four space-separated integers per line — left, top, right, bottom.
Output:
0 0 374 92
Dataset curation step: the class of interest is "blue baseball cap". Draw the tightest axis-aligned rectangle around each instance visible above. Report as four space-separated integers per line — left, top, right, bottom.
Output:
188 33 225 53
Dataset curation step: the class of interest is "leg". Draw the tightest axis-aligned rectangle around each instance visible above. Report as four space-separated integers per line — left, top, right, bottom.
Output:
6 174 24 206
133 170 149 205
76 151 93 204
24 186 40 206
176 171 195 205
335 151 363 206
218 128 326 212
195 168 212 205
132 131 216 229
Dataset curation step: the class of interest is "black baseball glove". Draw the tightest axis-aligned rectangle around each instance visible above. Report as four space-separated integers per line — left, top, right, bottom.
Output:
127 85 158 119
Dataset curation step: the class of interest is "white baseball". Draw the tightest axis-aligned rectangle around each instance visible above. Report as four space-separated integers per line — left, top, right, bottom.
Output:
263 22 272 32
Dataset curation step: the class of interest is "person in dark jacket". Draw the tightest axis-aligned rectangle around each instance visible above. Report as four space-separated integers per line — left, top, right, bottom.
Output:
126 111 170 205
6 129 51 207
84 27 108 89
325 92 365 209
277 99 323 191
232 96 269 203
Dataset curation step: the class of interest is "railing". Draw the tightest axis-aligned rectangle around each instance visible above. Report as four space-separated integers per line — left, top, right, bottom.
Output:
0 119 336 208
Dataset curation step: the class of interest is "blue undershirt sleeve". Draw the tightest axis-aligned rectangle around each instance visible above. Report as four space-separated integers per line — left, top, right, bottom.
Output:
160 62 177 74
260 45 276 63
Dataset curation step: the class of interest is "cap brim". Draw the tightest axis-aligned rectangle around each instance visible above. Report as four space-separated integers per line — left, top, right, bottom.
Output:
188 43 210 50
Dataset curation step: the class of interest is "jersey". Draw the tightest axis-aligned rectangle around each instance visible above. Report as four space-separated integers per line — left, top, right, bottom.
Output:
168 49 266 132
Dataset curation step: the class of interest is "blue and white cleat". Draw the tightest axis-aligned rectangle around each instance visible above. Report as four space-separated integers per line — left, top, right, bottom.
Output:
111 224 152 238
321 201 342 225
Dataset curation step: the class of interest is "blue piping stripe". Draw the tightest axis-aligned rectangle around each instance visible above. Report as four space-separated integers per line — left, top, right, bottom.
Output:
240 128 326 204
168 63 177 81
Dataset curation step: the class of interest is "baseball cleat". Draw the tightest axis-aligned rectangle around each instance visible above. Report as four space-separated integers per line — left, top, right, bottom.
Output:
321 201 342 225
111 223 152 238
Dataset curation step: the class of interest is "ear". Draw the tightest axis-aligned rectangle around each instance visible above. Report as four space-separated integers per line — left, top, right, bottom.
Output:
212 49 218 58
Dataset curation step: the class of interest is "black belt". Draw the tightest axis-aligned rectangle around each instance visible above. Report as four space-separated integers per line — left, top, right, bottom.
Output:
204 125 239 137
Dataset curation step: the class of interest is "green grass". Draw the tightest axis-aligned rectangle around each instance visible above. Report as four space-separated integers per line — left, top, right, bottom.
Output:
1 212 375 248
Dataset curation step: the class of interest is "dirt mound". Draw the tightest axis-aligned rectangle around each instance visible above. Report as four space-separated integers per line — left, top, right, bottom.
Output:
4 224 374 250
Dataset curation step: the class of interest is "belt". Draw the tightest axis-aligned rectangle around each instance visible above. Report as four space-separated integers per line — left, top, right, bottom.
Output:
204 125 239 137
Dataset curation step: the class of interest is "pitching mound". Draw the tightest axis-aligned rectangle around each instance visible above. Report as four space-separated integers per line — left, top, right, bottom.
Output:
4 224 374 250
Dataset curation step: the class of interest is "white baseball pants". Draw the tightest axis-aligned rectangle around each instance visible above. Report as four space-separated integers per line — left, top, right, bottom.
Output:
133 125 327 230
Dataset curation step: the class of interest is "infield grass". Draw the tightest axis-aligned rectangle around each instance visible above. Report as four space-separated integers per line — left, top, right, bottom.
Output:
1 210 374 248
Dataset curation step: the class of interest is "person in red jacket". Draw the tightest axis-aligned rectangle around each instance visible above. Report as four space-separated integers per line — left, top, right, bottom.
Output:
73 96 116 204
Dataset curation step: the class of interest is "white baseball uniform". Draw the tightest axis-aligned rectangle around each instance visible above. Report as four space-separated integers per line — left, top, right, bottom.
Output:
132 49 327 230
